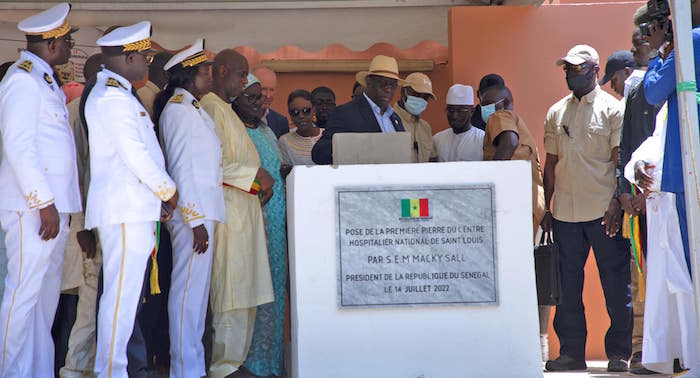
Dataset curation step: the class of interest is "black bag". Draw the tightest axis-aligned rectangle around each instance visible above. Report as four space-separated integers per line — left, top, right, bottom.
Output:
534 231 561 306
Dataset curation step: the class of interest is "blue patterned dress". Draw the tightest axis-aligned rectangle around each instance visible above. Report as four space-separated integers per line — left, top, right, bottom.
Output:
243 122 287 377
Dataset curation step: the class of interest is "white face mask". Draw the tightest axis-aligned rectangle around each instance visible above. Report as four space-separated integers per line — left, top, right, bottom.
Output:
404 95 428 116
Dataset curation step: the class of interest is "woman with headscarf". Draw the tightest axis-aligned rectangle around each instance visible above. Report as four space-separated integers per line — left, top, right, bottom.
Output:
232 74 287 378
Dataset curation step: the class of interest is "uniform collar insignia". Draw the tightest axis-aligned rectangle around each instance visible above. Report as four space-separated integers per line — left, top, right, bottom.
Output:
18 60 33 72
169 93 184 104
192 99 200 109
44 72 53 84
106 77 126 89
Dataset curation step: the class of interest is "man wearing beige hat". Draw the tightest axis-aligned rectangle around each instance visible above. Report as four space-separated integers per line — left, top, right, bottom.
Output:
542 44 631 372
312 55 406 164
393 72 437 163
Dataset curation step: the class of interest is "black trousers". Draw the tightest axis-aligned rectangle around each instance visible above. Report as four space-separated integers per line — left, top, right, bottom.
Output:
553 217 632 361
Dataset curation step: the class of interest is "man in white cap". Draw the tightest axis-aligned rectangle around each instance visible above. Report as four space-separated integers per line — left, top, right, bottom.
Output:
542 44 631 372
0 3 80 376
433 84 484 162
83 21 179 378
393 72 437 163
312 54 406 164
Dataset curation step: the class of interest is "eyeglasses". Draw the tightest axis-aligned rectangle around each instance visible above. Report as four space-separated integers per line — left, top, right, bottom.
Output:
290 107 312 117
133 51 154 65
56 35 74 48
242 92 263 103
368 77 399 90
563 63 596 74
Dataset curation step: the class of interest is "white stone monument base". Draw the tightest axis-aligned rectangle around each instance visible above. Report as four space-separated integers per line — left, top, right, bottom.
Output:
287 162 543 378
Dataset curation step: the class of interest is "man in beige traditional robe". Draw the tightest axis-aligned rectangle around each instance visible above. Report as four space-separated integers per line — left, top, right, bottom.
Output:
60 53 102 378
200 49 274 378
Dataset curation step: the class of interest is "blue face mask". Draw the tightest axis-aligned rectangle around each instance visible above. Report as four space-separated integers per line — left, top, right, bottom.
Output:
480 98 504 123
404 95 428 116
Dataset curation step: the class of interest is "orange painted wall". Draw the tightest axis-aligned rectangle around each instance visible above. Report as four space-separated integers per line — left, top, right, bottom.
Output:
449 2 643 360
232 42 451 131
265 64 451 131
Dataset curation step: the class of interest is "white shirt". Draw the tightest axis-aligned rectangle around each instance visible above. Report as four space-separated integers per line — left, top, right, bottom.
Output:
624 69 646 99
159 88 225 227
0 51 80 213
432 126 485 162
364 93 397 133
84 69 176 229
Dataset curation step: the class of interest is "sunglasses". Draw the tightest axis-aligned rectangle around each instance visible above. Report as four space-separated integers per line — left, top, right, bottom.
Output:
290 107 312 117
563 63 596 74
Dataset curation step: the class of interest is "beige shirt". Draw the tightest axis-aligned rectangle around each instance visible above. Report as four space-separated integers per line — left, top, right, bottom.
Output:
63 98 90 292
136 80 160 121
200 93 274 312
393 104 436 162
484 110 546 234
544 86 623 223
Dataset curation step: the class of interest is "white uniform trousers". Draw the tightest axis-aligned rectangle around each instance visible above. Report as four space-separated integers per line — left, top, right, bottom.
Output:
166 220 214 378
0 209 69 377
94 222 155 378
60 246 102 378
642 192 700 375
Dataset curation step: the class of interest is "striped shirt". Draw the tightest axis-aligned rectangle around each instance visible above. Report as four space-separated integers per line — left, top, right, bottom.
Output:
278 129 323 165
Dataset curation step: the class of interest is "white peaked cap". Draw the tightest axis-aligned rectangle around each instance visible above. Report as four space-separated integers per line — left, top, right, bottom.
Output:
18 3 76 40
164 38 211 71
446 84 474 106
97 21 152 51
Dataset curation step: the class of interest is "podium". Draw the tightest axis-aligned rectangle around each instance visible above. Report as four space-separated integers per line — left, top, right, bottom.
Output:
286 162 543 378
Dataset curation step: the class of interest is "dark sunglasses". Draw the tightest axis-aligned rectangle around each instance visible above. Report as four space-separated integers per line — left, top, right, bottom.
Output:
290 107 312 117
563 63 596 74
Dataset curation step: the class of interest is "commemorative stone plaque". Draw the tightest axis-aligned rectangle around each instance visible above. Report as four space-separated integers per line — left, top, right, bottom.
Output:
336 184 497 307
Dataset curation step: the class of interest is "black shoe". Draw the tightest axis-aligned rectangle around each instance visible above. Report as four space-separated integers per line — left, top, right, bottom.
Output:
608 359 629 372
545 355 587 371
630 351 643 370
630 367 663 375
673 358 687 374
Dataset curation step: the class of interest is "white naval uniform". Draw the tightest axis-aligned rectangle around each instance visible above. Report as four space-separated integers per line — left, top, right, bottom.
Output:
159 88 225 378
84 69 176 378
624 105 700 375
0 50 81 377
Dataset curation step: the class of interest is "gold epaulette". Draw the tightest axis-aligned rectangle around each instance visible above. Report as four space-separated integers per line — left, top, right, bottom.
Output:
192 99 200 109
17 60 33 73
169 94 184 104
44 73 53 84
106 77 126 89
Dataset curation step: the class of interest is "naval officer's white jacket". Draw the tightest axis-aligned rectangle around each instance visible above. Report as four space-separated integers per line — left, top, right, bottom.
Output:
0 51 80 213
84 69 176 229
159 88 225 227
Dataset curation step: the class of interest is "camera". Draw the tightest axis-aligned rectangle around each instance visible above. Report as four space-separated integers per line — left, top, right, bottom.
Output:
640 0 673 41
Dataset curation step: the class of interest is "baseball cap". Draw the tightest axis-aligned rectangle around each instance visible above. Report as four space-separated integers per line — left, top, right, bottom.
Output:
556 44 600 66
599 50 636 85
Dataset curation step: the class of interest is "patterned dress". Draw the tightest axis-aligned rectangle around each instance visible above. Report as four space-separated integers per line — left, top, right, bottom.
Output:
243 122 287 377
